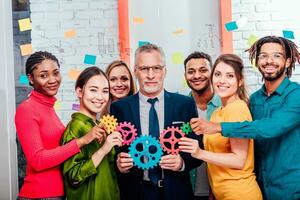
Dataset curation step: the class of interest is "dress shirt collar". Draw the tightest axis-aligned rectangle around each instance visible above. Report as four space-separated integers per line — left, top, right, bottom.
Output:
138 90 165 103
261 77 290 96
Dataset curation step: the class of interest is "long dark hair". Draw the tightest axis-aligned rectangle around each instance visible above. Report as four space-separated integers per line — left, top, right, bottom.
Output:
75 66 108 90
211 54 248 104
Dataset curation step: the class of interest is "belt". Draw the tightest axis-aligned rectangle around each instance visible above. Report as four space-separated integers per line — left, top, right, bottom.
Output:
142 179 164 188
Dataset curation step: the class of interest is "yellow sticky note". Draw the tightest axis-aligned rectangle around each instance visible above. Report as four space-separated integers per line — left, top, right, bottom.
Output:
247 34 258 46
64 29 76 38
54 100 61 111
172 29 184 36
20 44 32 56
172 52 184 64
133 17 144 24
68 69 81 80
251 59 258 70
18 18 31 32
182 79 188 88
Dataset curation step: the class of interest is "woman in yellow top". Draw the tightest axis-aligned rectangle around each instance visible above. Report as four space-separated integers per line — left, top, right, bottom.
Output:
179 54 262 200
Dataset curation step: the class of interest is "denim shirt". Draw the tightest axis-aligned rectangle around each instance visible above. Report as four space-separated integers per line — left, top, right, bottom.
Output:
221 78 300 200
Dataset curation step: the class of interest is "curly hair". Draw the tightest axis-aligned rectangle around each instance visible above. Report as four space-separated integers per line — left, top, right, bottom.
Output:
247 35 300 78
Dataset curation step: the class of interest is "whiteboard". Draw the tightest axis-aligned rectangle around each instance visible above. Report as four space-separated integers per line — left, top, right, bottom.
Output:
128 0 221 94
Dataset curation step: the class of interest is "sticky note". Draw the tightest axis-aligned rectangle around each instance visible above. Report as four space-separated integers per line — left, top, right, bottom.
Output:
236 17 248 29
138 41 150 47
18 18 31 32
68 69 81 80
19 74 29 85
182 79 188 88
251 59 258 70
84 54 96 65
64 29 76 38
283 30 295 39
247 34 258 46
133 17 144 24
54 100 61 111
20 44 32 56
225 21 238 31
172 29 184 35
72 103 80 111
172 52 184 64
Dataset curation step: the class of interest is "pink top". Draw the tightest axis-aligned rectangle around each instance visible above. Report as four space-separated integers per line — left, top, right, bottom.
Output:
15 90 80 198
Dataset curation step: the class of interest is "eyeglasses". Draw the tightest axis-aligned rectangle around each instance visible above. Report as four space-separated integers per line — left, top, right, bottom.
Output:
257 52 285 61
136 65 164 73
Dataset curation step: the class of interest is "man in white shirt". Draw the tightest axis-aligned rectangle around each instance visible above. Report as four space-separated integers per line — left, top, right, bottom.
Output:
111 44 202 200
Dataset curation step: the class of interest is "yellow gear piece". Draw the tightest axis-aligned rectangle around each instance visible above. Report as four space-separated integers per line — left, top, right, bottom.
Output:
100 114 118 134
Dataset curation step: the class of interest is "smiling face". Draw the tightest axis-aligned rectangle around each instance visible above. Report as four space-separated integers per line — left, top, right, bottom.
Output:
212 61 241 106
108 65 131 101
185 58 211 93
28 59 61 97
257 42 291 82
76 75 109 120
134 50 166 97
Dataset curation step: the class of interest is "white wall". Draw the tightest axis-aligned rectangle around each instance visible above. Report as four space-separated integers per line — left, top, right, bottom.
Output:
128 0 221 95
0 1 18 199
30 0 120 124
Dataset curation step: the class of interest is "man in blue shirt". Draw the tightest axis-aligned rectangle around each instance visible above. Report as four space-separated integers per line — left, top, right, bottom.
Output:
189 36 300 200
184 51 221 200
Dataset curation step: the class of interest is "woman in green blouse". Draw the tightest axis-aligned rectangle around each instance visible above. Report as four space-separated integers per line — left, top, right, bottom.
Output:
61 66 123 200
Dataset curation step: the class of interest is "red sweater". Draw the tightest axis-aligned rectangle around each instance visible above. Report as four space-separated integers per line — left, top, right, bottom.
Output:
15 90 80 198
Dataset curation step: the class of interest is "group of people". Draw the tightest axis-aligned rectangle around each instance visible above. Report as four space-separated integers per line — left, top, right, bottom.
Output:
15 35 300 200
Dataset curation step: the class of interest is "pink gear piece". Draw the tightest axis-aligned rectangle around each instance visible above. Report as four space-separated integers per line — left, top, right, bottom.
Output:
159 126 185 155
115 122 138 146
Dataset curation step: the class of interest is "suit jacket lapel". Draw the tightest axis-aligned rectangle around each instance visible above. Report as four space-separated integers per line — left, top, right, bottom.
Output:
128 93 142 135
164 90 173 128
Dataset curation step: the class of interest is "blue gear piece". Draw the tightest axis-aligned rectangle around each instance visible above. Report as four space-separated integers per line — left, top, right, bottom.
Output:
129 135 163 170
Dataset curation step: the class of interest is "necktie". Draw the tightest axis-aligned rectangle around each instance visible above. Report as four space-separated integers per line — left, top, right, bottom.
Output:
147 98 159 138
147 98 161 185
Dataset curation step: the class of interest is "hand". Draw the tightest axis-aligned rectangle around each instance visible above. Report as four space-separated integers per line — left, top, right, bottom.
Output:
77 124 107 148
116 152 134 173
159 154 183 171
190 118 221 135
101 131 123 155
179 137 202 159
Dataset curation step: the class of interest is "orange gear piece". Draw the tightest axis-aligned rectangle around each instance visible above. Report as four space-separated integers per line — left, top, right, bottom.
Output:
159 126 185 155
100 114 118 134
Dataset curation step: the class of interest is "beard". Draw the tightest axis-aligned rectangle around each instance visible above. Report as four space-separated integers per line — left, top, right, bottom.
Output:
259 65 286 81
187 79 211 95
140 80 163 95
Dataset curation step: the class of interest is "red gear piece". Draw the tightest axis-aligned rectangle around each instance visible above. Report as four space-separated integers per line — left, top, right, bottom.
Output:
115 122 137 146
160 126 185 155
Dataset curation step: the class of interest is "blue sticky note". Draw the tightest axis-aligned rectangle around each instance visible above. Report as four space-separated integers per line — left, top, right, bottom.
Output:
84 54 96 65
19 74 29 85
138 41 150 47
225 21 238 31
283 30 295 39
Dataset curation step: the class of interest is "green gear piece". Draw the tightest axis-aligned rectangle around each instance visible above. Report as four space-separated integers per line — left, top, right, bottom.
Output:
180 122 192 135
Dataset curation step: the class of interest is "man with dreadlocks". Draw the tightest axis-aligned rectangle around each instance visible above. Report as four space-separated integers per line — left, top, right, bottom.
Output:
188 35 300 200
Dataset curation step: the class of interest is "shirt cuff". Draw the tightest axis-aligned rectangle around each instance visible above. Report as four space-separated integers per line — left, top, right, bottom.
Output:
221 122 231 137
179 160 185 171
